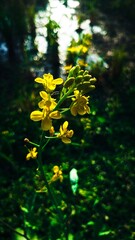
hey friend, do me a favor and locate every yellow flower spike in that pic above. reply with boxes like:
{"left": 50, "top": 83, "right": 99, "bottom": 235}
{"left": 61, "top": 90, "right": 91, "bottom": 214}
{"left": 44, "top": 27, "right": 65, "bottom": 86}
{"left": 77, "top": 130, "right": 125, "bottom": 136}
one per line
{"left": 70, "top": 90, "right": 90, "bottom": 116}
{"left": 50, "top": 166, "right": 63, "bottom": 183}
{"left": 26, "top": 147, "right": 38, "bottom": 160}
{"left": 57, "top": 121, "right": 74, "bottom": 144}
{"left": 35, "top": 73, "right": 63, "bottom": 93}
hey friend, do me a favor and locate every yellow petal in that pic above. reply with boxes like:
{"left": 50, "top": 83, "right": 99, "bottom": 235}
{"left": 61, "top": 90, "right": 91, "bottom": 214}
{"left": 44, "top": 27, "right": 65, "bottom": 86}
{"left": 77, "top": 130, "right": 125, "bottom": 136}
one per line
{"left": 53, "top": 166, "right": 59, "bottom": 173}
{"left": 39, "top": 91, "right": 48, "bottom": 100}
{"left": 49, "top": 111, "right": 61, "bottom": 119}
{"left": 53, "top": 78, "right": 63, "bottom": 85}
{"left": 62, "top": 137, "right": 71, "bottom": 144}
{"left": 67, "top": 130, "right": 74, "bottom": 138}
{"left": 43, "top": 73, "right": 53, "bottom": 80}
{"left": 41, "top": 118, "right": 52, "bottom": 131}
{"left": 30, "top": 110, "right": 43, "bottom": 121}
{"left": 26, "top": 152, "right": 31, "bottom": 160}
{"left": 70, "top": 105, "right": 78, "bottom": 116}
{"left": 38, "top": 100, "right": 45, "bottom": 109}
{"left": 35, "top": 77, "right": 45, "bottom": 83}
{"left": 63, "top": 121, "right": 68, "bottom": 129}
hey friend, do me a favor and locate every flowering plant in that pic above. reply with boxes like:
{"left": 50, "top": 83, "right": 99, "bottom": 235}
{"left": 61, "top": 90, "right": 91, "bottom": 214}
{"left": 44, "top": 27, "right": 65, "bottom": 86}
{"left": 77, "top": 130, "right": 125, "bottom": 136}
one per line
{"left": 24, "top": 65, "right": 96, "bottom": 239}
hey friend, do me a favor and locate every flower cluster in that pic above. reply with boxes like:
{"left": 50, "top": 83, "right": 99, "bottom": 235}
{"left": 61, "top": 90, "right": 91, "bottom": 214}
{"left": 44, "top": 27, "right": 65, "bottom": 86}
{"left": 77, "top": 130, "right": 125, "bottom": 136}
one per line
{"left": 29, "top": 66, "right": 96, "bottom": 144}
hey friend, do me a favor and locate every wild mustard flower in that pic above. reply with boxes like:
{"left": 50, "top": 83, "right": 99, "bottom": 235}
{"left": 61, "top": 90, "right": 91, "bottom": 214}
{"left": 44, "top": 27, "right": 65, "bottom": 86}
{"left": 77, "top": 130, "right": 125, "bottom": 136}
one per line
{"left": 38, "top": 91, "right": 56, "bottom": 109}
{"left": 30, "top": 104, "right": 61, "bottom": 131}
{"left": 30, "top": 90, "right": 62, "bottom": 131}
{"left": 50, "top": 166, "right": 63, "bottom": 183}
{"left": 57, "top": 121, "right": 74, "bottom": 144}
{"left": 26, "top": 147, "right": 38, "bottom": 160}
{"left": 70, "top": 90, "right": 90, "bottom": 116}
{"left": 35, "top": 73, "right": 63, "bottom": 93}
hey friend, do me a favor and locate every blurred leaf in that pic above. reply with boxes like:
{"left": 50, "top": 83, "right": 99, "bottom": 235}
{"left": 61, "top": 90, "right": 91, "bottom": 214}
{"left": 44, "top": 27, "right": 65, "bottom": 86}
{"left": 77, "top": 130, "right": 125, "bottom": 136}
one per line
{"left": 93, "top": 198, "right": 100, "bottom": 206}
{"left": 99, "top": 230, "right": 112, "bottom": 236}
{"left": 87, "top": 221, "right": 95, "bottom": 226}
{"left": 20, "top": 206, "right": 29, "bottom": 213}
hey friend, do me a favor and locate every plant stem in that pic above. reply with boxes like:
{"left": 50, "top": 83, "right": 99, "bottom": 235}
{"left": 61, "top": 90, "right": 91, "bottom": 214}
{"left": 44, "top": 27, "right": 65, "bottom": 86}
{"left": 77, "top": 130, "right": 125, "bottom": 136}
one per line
{"left": 0, "top": 219, "right": 30, "bottom": 240}
{"left": 55, "top": 84, "right": 75, "bottom": 110}
{"left": 36, "top": 133, "right": 66, "bottom": 236}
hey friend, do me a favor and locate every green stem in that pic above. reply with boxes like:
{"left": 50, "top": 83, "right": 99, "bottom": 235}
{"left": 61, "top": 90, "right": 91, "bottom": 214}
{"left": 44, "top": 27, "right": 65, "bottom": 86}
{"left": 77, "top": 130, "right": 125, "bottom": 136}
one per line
{"left": 0, "top": 219, "right": 30, "bottom": 240}
{"left": 55, "top": 84, "right": 75, "bottom": 111}
{"left": 36, "top": 133, "right": 65, "bottom": 234}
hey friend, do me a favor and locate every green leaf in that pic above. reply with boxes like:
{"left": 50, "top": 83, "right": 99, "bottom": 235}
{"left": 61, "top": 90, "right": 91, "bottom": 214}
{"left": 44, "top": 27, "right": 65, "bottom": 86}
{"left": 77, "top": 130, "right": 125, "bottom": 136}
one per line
{"left": 87, "top": 221, "right": 95, "bottom": 226}
{"left": 93, "top": 198, "right": 100, "bottom": 206}
{"left": 99, "top": 230, "right": 112, "bottom": 236}
{"left": 97, "top": 116, "right": 106, "bottom": 123}
{"left": 20, "top": 206, "right": 29, "bottom": 213}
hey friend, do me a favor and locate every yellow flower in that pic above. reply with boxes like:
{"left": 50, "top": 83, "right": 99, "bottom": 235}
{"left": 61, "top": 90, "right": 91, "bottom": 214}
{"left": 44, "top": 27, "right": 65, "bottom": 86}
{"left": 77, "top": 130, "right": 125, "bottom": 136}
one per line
{"left": 30, "top": 101, "right": 61, "bottom": 131}
{"left": 70, "top": 90, "right": 90, "bottom": 116}
{"left": 77, "top": 59, "right": 88, "bottom": 67}
{"left": 57, "top": 121, "right": 74, "bottom": 144}
{"left": 64, "top": 64, "right": 72, "bottom": 72}
{"left": 38, "top": 91, "right": 56, "bottom": 109}
{"left": 35, "top": 73, "right": 63, "bottom": 92}
{"left": 26, "top": 147, "right": 38, "bottom": 160}
{"left": 50, "top": 165, "right": 63, "bottom": 183}
{"left": 68, "top": 45, "right": 88, "bottom": 54}
{"left": 30, "top": 109, "right": 61, "bottom": 131}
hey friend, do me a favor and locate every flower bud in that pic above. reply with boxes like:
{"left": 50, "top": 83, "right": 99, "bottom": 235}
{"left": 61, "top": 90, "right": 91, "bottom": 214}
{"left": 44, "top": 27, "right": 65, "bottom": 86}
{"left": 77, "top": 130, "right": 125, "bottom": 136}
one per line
{"left": 84, "top": 70, "right": 89, "bottom": 75}
{"left": 83, "top": 74, "right": 92, "bottom": 81}
{"left": 78, "top": 70, "right": 84, "bottom": 75}
{"left": 75, "top": 75, "right": 83, "bottom": 84}
{"left": 63, "top": 77, "right": 75, "bottom": 88}
{"left": 77, "top": 83, "right": 95, "bottom": 94}
{"left": 68, "top": 65, "right": 80, "bottom": 78}
{"left": 89, "top": 77, "right": 97, "bottom": 84}
{"left": 77, "top": 82, "right": 91, "bottom": 91}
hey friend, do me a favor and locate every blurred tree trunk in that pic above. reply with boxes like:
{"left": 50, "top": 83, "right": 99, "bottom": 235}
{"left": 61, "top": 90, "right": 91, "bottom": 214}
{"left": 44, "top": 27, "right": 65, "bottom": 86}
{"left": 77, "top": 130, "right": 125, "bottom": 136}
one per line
{"left": 0, "top": 0, "right": 37, "bottom": 62}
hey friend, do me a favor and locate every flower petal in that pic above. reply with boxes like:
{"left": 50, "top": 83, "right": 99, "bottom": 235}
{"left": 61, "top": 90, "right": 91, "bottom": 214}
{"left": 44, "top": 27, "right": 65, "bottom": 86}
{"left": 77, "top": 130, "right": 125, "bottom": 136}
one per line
{"left": 43, "top": 73, "right": 53, "bottom": 81}
{"left": 62, "top": 137, "right": 71, "bottom": 144}
{"left": 35, "top": 77, "right": 45, "bottom": 84}
{"left": 39, "top": 91, "right": 48, "bottom": 100}
{"left": 30, "top": 110, "right": 43, "bottom": 121}
{"left": 53, "top": 78, "right": 63, "bottom": 85}
{"left": 63, "top": 121, "right": 68, "bottom": 129}
{"left": 70, "top": 105, "right": 78, "bottom": 116}
{"left": 49, "top": 111, "right": 62, "bottom": 119}
{"left": 41, "top": 118, "right": 52, "bottom": 131}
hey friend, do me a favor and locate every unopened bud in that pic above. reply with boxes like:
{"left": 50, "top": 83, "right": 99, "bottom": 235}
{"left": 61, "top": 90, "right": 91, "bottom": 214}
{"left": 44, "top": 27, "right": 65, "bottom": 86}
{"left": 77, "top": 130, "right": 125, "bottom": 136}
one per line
{"left": 77, "top": 83, "right": 95, "bottom": 94}
{"left": 78, "top": 70, "right": 84, "bottom": 75}
{"left": 63, "top": 77, "right": 75, "bottom": 88}
{"left": 84, "top": 70, "right": 89, "bottom": 75}
{"left": 75, "top": 75, "right": 83, "bottom": 84}
{"left": 68, "top": 65, "right": 80, "bottom": 78}
{"left": 83, "top": 74, "right": 92, "bottom": 81}
{"left": 89, "top": 77, "right": 96, "bottom": 84}
{"left": 24, "top": 138, "right": 30, "bottom": 143}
